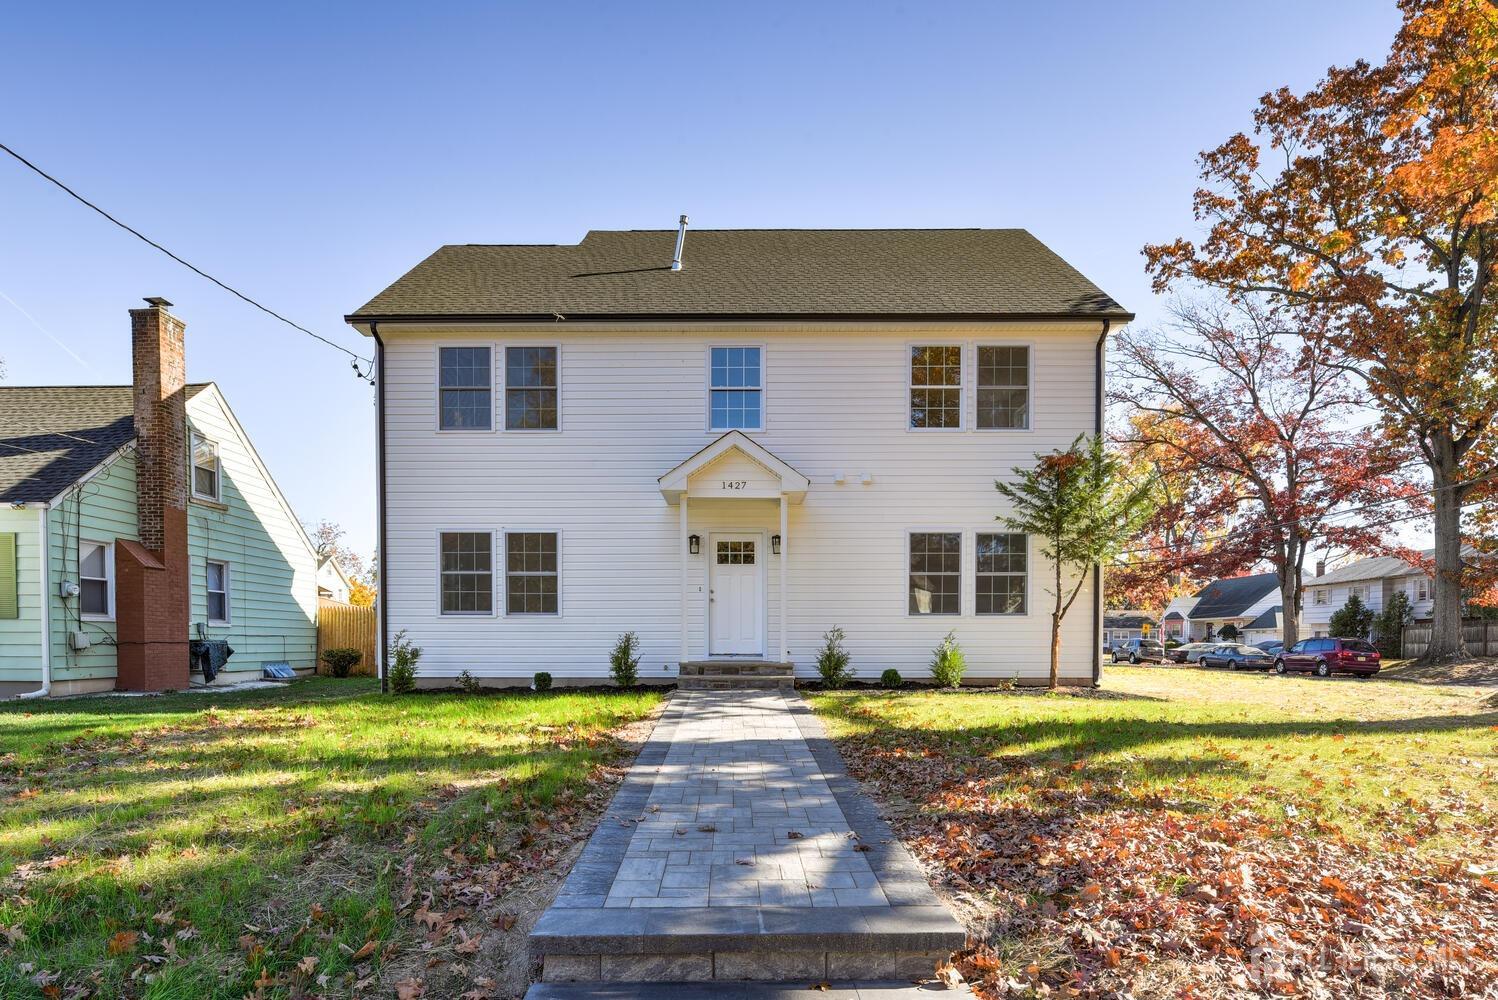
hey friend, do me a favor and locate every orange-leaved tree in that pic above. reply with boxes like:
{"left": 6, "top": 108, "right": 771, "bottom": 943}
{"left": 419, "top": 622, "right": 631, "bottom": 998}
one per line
{"left": 1143, "top": 0, "right": 1498, "bottom": 659}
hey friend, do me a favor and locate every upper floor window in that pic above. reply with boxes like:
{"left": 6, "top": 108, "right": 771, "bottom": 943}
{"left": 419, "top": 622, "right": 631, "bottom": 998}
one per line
{"left": 909, "top": 531, "right": 960, "bottom": 615}
{"left": 976, "top": 346, "right": 1029, "bottom": 429}
{"left": 910, "top": 346, "right": 961, "bottom": 429}
{"left": 1414, "top": 576, "right": 1430, "bottom": 601}
{"left": 505, "top": 347, "right": 558, "bottom": 430}
{"left": 191, "top": 434, "right": 220, "bottom": 501}
{"left": 79, "top": 540, "right": 113, "bottom": 619}
{"left": 976, "top": 532, "right": 1027, "bottom": 615}
{"left": 439, "top": 346, "right": 492, "bottom": 430}
{"left": 440, "top": 531, "right": 494, "bottom": 615}
{"left": 205, "top": 560, "right": 230, "bottom": 623}
{"left": 1314, "top": 588, "right": 1328, "bottom": 605}
{"left": 709, "top": 347, "right": 763, "bottom": 431}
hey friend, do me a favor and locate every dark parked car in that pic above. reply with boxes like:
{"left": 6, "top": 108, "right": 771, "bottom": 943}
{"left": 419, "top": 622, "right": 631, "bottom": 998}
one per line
{"left": 1255, "top": 640, "right": 1284, "bottom": 657}
{"left": 1199, "top": 643, "right": 1274, "bottom": 670}
{"left": 1273, "top": 637, "right": 1381, "bottom": 677}
{"left": 1166, "top": 641, "right": 1214, "bottom": 664}
{"left": 1111, "top": 638, "right": 1166, "bottom": 664}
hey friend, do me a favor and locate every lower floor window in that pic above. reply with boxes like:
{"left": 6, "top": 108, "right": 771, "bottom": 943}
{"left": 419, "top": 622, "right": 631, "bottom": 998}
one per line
{"left": 79, "top": 540, "right": 112, "bottom": 618}
{"left": 440, "top": 532, "right": 493, "bottom": 614}
{"left": 909, "top": 532, "right": 960, "bottom": 615}
{"left": 206, "top": 560, "right": 230, "bottom": 622}
{"left": 507, "top": 532, "right": 558, "bottom": 615}
{"left": 976, "top": 533, "right": 1026, "bottom": 615}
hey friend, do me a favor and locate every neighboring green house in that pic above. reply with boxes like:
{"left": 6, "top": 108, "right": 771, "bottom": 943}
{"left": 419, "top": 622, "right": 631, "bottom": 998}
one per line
{"left": 0, "top": 298, "right": 318, "bottom": 697}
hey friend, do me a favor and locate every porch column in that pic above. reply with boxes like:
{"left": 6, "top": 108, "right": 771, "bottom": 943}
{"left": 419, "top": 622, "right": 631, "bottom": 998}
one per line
{"left": 679, "top": 495, "right": 689, "bottom": 666}
{"left": 779, "top": 494, "right": 788, "bottom": 663}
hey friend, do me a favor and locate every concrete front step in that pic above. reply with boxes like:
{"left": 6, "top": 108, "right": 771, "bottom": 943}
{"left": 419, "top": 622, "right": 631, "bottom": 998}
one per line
{"left": 526, "top": 979, "right": 973, "bottom": 998}
{"left": 530, "top": 905, "right": 965, "bottom": 983}
{"left": 678, "top": 660, "right": 795, "bottom": 677}
{"left": 677, "top": 675, "right": 795, "bottom": 690}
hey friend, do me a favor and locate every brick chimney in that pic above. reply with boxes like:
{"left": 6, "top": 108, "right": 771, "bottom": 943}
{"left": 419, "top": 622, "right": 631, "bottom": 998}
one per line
{"left": 115, "top": 297, "right": 191, "bottom": 691}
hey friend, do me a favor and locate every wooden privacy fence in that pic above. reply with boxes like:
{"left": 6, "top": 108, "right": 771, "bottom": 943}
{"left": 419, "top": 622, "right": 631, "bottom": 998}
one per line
{"left": 316, "top": 599, "right": 378, "bottom": 676}
{"left": 1401, "top": 618, "right": 1498, "bottom": 658}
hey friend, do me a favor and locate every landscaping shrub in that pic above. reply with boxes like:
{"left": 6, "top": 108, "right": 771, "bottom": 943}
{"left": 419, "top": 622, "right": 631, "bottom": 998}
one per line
{"left": 533, "top": 671, "right": 553, "bottom": 691}
{"left": 929, "top": 630, "right": 965, "bottom": 688}
{"left": 879, "top": 668, "right": 902, "bottom": 689}
{"left": 387, "top": 630, "right": 421, "bottom": 694}
{"left": 456, "top": 670, "right": 482, "bottom": 694}
{"left": 1330, "top": 594, "right": 1375, "bottom": 639}
{"left": 1164, "top": 639, "right": 1182, "bottom": 649}
{"left": 1374, "top": 591, "right": 1413, "bottom": 657}
{"left": 815, "top": 626, "right": 853, "bottom": 688}
{"left": 319, "top": 647, "right": 362, "bottom": 678}
{"left": 610, "top": 632, "right": 640, "bottom": 687}
{"left": 1218, "top": 623, "right": 1240, "bottom": 642}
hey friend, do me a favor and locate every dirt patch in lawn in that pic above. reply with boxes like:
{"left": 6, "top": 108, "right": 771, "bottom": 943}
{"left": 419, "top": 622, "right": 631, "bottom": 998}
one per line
{"left": 1380, "top": 656, "right": 1498, "bottom": 686}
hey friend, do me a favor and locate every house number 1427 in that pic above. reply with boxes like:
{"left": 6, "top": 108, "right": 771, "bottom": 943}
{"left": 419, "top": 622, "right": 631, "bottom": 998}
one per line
{"left": 721, "top": 480, "right": 747, "bottom": 490}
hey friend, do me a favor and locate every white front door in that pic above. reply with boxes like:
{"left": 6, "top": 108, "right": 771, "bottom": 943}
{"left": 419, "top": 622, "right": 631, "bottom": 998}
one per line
{"left": 709, "top": 533, "right": 764, "bottom": 655}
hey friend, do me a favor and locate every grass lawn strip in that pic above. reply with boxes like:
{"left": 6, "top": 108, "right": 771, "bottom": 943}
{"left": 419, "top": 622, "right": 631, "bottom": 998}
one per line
{"left": 809, "top": 668, "right": 1498, "bottom": 999}
{"left": 0, "top": 678, "right": 662, "bottom": 999}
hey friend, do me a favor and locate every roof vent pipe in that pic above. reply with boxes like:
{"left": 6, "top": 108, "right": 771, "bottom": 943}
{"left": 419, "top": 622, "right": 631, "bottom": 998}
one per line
{"left": 670, "top": 214, "right": 689, "bottom": 272}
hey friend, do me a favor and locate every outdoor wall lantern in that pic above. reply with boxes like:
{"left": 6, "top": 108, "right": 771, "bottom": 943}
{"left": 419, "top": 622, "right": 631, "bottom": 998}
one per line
{"left": 689, "top": 534, "right": 701, "bottom": 555}
{"left": 771, "top": 534, "right": 781, "bottom": 555}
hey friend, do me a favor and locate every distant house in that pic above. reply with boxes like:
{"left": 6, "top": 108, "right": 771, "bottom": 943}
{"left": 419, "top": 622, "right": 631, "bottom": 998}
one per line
{"left": 1103, "top": 610, "right": 1157, "bottom": 649}
{"left": 1174, "top": 573, "right": 1281, "bottom": 642}
{"left": 1159, "top": 594, "right": 1198, "bottom": 642}
{"left": 1302, "top": 551, "right": 1437, "bottom": 637}
{"left": 317, "top": 554, "right": 354, "bottom": 603}
{"left": 0, "top": 298, "right": 319, "bottom": 697}
{"left": 1242, "top": 605, "right": 1283, "bottom": 646}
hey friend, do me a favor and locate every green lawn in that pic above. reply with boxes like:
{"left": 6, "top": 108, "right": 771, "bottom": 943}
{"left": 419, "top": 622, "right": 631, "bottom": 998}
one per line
{"left": 809, "top": 667, "right": 1497, "bottom": 854}
{"left": 0, "top": 678, "right": 661, "bottom": 999}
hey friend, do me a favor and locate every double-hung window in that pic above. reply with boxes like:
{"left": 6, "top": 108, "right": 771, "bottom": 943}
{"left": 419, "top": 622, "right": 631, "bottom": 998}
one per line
{"left": 505, "top": 347, "right": 558, "bottom": 430}
{"left": 709, "top": 347, "right": 763, "bottom": 431}
{"left": 205, "top": 560, "right": 230, "bottom": 623}
{"left": 910, "top": 346, "right": 962, "bottom": 429}
{"left": 439, "top": 347, "right": 493, "bottom": 430}
{"left": 1415, "top": 577, "right": 1430, "bottom": 601}
{"left": 439, "top": 532, "right": 493, "bottom": 614}
{"left": 191, "top": 434, "right": 220, "bottom": 501}
{"left": 909, "top": 532, "right": 960, "bottom": 615}
{"left": 976, "top": 346, "right": 1029, "bottom": 429}
{"left": 976, "top": 532, "right": 1027, "bottom": 615}
{"left": 506, "top": 532, "right": 559, "bottom": 614}
{"left": 79, "top": 540, "right": 113, "bottom": 619}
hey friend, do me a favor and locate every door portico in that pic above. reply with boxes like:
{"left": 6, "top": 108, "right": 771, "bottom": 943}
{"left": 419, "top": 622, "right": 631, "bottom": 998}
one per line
{"left": 659, "top": 432, "right": 809, "bottom": 665}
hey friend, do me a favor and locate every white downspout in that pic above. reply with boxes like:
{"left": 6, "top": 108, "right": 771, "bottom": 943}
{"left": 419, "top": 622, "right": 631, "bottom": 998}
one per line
{"left": 16, "top": 504, "right": 51, "bottom": 699}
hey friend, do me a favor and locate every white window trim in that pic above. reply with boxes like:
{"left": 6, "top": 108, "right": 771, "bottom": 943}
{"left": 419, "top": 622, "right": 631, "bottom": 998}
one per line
{"left": 1413, "top": 576, "right": 1430, "bottom": 602}
{"left": 905, "top": 528, "right": 963, "bottom": 617}
{"left": 501, "top": 343, "right": 563, "bottom": 433}
{"left": 1314, "top": 588, "right": 1328, "bottom": 605}
{"left": 435, "top": 343, "right": 497, "bottom": 434}
{"left": 974, "top": 530, "right": 1029, "bottom": 616}
{"left": 205, "top": 559, "right": 231, "bottom": 624}
{"left": 435, "top": 528, "right": 498, "bottom": 617}
{"left": 906, "top": 342, "right": 965, "bottom": 432}
{"left": 503, "top": 528, "right": 563, "bottom": 617}
{"left": 190, "top": 433, "right": 222, "bottom": 502}
{"left": 973, "top": 342, "right": 1035, "bottom": 433}
{"left": 79, "top": 539, "right": 115, "bottom": 622}
{"left": 704, "top": 344, "right": 767, "bottom": 433}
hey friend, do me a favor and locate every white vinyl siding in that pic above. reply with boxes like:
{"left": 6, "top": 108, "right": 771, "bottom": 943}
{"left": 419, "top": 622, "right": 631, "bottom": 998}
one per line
{"left": 379, "top": 323, "right": 1102, "bottom": 682}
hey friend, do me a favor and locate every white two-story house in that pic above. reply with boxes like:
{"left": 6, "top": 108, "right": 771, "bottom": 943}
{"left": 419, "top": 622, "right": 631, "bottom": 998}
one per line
{"left": 346, "top": 225, "right": 1130, "bottom": 687}
{"left": 1302, "top": 551, "right": 1439, "bottom": 636}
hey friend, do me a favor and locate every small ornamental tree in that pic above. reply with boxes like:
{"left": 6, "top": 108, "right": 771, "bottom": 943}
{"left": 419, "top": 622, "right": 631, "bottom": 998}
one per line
{"left": 1329, "top": 594, "right": 1376, "bottom": 640}
{"left": 996, "top": 435, "right": 1157, "bottom": 690}
{"left": 815, "top": 626, "right": 853, "bottom": 688}
{"left": 609, "top": 632, "right": 640, "bottom": 688}
{"left": 1375, "top": 590, "right": 1415, "bottom": 657}
{"left": 1218, "top": 623, "right": 1241, "bottom": 642}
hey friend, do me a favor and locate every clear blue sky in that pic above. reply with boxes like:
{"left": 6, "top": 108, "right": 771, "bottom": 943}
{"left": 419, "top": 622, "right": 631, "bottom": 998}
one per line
{"left": 1, "top": 1, "right": 1403, "bottom": 559}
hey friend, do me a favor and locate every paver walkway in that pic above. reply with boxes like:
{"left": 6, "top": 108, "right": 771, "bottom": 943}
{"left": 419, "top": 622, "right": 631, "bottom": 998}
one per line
{"left": 529, "top": 688, "right": 966, "bottom": 986}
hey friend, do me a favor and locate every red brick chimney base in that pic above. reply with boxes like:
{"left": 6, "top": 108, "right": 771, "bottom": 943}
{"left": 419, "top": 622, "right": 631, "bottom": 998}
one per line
{"left": 114, "top": 508, "right": 190, "bottom": 691}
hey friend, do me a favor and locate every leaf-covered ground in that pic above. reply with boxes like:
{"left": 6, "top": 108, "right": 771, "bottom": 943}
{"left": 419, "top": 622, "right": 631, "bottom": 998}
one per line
{"left": 0, "top": 678, "right": 662, "bottom": 999}
{"left": 809, "top": 668, "right": 1498, "bottom": 999}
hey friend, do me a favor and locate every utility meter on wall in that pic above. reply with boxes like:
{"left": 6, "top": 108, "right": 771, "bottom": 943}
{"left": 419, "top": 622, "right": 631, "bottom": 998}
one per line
{"left": 59, "top": 581, "right": 80, "bottom": 599}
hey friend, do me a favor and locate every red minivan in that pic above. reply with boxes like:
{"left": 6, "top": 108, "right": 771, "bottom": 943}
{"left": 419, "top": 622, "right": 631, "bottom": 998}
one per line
{"left": 1273, "top": 637, "right": 1381, "bottom": 678}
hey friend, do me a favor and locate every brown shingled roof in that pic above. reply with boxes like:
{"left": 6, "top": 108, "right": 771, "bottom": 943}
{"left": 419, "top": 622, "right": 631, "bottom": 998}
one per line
{"left": 347, "top": 228, "right": 1130, "bottom": 322}
{"left": 0, "top": 385, "right": 208, "bottom": 503}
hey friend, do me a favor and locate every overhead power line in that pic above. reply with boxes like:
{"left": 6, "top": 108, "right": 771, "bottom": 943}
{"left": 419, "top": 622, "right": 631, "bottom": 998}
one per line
{"left": 0, "top": 140, "right": 374, "bottom": 376}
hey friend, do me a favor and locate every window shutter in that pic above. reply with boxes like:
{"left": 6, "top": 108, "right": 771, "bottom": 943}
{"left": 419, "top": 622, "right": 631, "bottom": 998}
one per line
{"left": 0, "top": 532, "right": 17, "bottom": 620}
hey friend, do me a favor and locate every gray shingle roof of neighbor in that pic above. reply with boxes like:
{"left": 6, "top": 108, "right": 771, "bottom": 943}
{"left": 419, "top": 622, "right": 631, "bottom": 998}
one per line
{"left": 1311, "top": 551, "right": 1435, "bottom": 586}
{"left": 0, "top": 385, "right": 209, "bottom": 503}
{"left": 1162, "top": 610, "right": 1186, "bottom": 622}
{"left": 1189, "top": 572, "right": 1280, "bottom": 620}
{"left": 1245, "top": 605, "right": 1283, "bottom": 631}
{"left": 346, "top": 228, "right": 1132, "bottom": 322}
{"left": 1104, "top": 612, "right": 1157, "bottom": 630}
